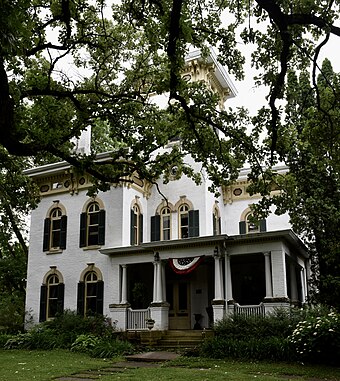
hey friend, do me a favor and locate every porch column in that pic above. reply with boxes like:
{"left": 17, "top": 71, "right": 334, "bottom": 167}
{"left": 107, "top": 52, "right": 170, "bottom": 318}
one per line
{"left": 224, "top": 252, "right": 233, "bottom": 302}
{"left": 152, "top": 261, "right": 158, "bottom": 303}
{"left": 264, "top": 252, "right": 273, "bottom": 298}
{"left": 300, "top": 268, "right": 306, "bottom": 303}
{"left": 290, "top": 263, "right": 298, "bottom": 302}
{"left": 161, "top": 261, "right": 166, "bottom": 302}
{"left": 121, "top": 264, "right": 128, "bottom": 304}
{"left": 214, "top": 249, "right": 223, "bottom": 300}
{"left": 156, "top": 260, "right": 163, "bottom": 302}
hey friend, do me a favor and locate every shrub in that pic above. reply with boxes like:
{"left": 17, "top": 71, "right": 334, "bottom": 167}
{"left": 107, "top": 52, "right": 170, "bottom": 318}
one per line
{"left": 71, "top": 334, "right": 135, "bottom": 358}
{"left": 289, "top": 310, "right": 340, "bottom": 365}
{"left": 0, "top": 334, "right": 15, "bottom": 348}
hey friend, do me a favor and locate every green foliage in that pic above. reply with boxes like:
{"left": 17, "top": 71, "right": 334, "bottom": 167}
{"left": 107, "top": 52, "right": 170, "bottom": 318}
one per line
{"left": 4, "top": 310, "right": 126, "bottom": 352}
{"left": 201, "top": 309, "right": 299, "bottom": 361}
{"left": 71, "top": 334, "right": 135, "bottom": 358}
{"left": 289, "top": 310, "right": 340, "bottom": 365}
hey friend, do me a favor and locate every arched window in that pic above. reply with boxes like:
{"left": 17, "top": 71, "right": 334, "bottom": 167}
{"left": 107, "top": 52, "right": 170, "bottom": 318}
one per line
{"left": 161, "top": 207, "right": 171, "bottom": 240}
{"left": 239, "top": 211, "right": 267, "bottom": 234}
{"left": 179, "top": 204, "right": 189, "bottom": 238}
{"left": 39, "top": 271, "right": 64, "bottom": 322}
{"left": 43, "top": 207, "right": 67, "bottom": 251}
{"left": 213, "top": 206, "right": 221, "bottom": 236}
{"left": 79, "top": 202, "right": 105, "bottom": 247}
{"left": 130, "top": 204, "right": 143, "bottom": 245}
{"left": 77, "top": 270, "right": 104, "bottom": 316}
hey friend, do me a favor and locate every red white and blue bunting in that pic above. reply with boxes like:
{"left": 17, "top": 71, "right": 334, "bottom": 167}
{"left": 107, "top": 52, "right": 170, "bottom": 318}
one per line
{"left": 169, "top": 256, "right": 205, "bottom": 275}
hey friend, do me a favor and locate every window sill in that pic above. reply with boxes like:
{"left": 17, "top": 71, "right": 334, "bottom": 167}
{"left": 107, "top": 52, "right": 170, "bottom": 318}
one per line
{"left": 82, "top": 245, "right": 102, "bottom": 251}
{"left": 45, "top": 249, "right": 63, "bottom": 255}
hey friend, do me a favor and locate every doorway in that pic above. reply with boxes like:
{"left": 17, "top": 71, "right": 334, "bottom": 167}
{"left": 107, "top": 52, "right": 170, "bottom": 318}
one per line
{"left": 167, "top": 280, "right": 191, "bottom": 329}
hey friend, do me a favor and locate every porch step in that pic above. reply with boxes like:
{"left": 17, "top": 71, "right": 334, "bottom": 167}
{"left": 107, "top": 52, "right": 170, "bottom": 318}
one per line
{"left": 156, "top": 330, "right": 214, "bottom": 350}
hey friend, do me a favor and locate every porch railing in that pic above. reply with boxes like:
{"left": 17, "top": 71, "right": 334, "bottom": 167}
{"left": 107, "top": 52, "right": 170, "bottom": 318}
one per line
{"left": 127, "top": 308, "right": 151, "bottom": 330}
{"left": 234, "top": 302, "right": 265, "bottom": 318}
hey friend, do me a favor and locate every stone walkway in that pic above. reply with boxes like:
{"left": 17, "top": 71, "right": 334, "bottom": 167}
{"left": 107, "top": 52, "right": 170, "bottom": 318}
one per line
{"left": 54, "top": 352, "right": 180, "bottom": 381}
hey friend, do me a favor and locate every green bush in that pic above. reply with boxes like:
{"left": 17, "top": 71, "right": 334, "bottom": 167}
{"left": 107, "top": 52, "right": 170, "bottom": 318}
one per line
{"left": 0, "top": 334, "right": 15, "bottom": 348}
{"left": 201, "top": 336, "right": 294, "bottom": 361}
{"left": 71, "top": 334, "right": 135, "bottom": 358}
{"left": 289, "top": 310, "right": 340, "bottom": 365}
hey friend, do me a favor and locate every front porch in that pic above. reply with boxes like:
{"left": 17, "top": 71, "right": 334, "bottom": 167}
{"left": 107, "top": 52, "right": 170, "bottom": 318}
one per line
{"left": 103, "top": 230, "right": 309, "bottom": 331}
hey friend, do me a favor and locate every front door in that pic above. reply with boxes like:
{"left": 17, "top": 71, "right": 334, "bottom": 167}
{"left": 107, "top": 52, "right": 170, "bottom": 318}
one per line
{"left": 167, "top": 280, "right": 191, "bottom": 329}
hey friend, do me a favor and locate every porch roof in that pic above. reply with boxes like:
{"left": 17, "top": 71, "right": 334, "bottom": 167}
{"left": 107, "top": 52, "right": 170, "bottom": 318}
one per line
{"left": 99, "top": 229, "right": 308, "bottom": 258}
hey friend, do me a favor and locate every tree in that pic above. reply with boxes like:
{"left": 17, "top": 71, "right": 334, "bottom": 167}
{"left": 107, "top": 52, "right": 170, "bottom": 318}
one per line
{"left": 249, "top": 59, "right": 340, "bottom": 309}
{"left": 0, "top": 1, "right": 340, "bottom": 308}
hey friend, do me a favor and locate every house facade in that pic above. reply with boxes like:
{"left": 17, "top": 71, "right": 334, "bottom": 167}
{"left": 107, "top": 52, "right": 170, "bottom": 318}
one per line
{"left": 24, "top": 51, "right": 310, "bottom": 331}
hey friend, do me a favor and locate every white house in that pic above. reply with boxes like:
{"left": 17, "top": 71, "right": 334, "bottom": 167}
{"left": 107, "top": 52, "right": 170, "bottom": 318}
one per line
{"left": 24, "top": 51, "right": 309, "bottom": 332}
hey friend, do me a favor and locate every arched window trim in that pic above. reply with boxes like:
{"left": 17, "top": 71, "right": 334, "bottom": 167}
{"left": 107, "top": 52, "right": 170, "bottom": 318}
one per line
{"left": 239, "top": 207, "right": 267, "bottom": 234}
{"left": 40, "top": 268, "right": 64, "bottom": 322}
{"left": 130, "top": 199, "right": 143, "bottom": 245}
{"left": 160, "top": 206, "right": 171, "bottom": 241}
{"left": 43, "top": 203, "right": 67, "bottom": 252}
{"left": 213, "top": 204, "right": 221, "bottom": 236}
{"left": 79, "top": 199, "right": 105, "bottom": 248}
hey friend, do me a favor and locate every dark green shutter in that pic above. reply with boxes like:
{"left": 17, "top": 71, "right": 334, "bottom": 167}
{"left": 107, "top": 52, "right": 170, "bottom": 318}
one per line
{"left": 77, "top": 282, "right": 85, "bottom": 316}
{"left": 39, "top": 284, "right": 47, "bottom": 322}
{"left": 130, "top": 209, "right": 135, "bottom": 245}
{"left": 260, "top": 219, "right": 267, "bottom": 232}
{"left": 60, "top": 215, "right": 67, "bottom": 249}
{"left": 239, "top": 221, "right": 246, "bottom": 234}
{"left": 98, "top": 209, "right": 106, "bottom": 245}
{"left": 96, "top": 280, "right": 104, "bottom": 315}
{"left": 79, "top": 212, "right": 87, "bottom": 247}
{"left": 188, "top": 210, "right": 199, "bottom": 237}
{"left": 43, "top": 218, "right": 51, "bottom": 252}
{"left": 151, "top": 215, "right": 160, "bottom": 241}
{"left": 218, "top": 217, "right": 221, "bottom": 235}
{"left": 139, "top": 214, "right": 143, "bottom": 244}
{"left": 57, "top": 283, "right": 65, "bottom": 314}
{"left": 212, "top": 213, "right": 216, "bottom": 235}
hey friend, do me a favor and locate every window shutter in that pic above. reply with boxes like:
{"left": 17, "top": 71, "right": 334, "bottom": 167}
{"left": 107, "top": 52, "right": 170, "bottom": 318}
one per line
{"left": 130, "top": 209, "right": 135, "bottom": 245}
{"left": 139, "top": 214, "right": 143, "bottom": 244}
{"left": 151, "top": 215, "right": 160, "bottom": 241}
{"left": 39, "top": 284, "right": 47, "bottom": 322}
{"left": 43, "top": 218, "right": 51, "bottom": 252}
{"left": 212, "top": 213, "right": 216, "bottom": 235}
{"left": 218, "top": 217, "right": 221, "bottom": 235}
{"left": 239, "top": 221, "right": 246, "bottom": 234}
{"left": 57, "top": 283, "right": 65, "bottom": 314}
{"left": 79, "top": 212, "right": 87, "bottom": 247}
{"left": 96, "top": 280, "right": 104, "bottom": 315}
{"left": 260, "top": 219, "right": 267, "bottom": 232}
{"left": 188, "top": 210, "right": 199, "bottom": 237}
{"left": 60, "top": 215, "right": 67, "bottom": 250}
{"left": 77, "top": 282, "right": 85, "bottom": 316}
{"left": 98, "top": 209, "right": 106, "bottom": 245}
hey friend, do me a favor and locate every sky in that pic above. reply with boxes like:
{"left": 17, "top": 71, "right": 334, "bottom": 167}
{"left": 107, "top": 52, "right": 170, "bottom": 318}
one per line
{"left": 227, "top": 34, "right": 340, "bottom": 114}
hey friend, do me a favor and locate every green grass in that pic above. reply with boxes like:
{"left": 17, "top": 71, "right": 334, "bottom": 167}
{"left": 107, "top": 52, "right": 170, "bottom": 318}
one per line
{"left": 1, "top": 350, "right": 340, "bottom": 381}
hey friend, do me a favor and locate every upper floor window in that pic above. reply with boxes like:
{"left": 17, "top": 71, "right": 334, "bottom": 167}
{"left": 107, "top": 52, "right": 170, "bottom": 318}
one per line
{"left": 179, "top": 204, "right": 189, "bottom": 238}
{"left": 39, "top": 271, "right": 64, "bottom": 322}
{"left": 161, "top": 207, "right": 171, "bottom": 240}
{"left": 43, "top": 207, "right": 67, "bottom": 252}
{"left": 130, "top": 204, "right": 143, "bottom": 245}
{"left": 77, "top": 269, "right": 104, "bottom": 316}
{"left": 213, "top": 206, "right": 221, "bottom": 236}
{"left": 178, "top": 204, "right": 199, "bottom": 239}
{"left": 239, "top": 211, "right": 266, "bottom": 234}
{"left": 80, "top": 201, "right": 105, "bottom": 247}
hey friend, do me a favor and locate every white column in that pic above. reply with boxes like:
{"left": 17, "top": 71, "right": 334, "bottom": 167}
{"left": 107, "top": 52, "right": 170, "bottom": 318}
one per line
{"left": 264, "top": 252, "right": 273, "bottom": 298}
{"left": 225, "top": 253, "right": 233, "bottom": 302}
{"left": 161, "top": 261, "right": 166, "bottom": 302}
{"left": 300, "top": 268, "right": 306, "bottom": 303}
{"left": 153, "top": 261, "right": 158, "bottom": 303}
{"left": 214, "top": 254, "right": 223, "bottom": 300}
{"left": 156, "top": 260, "right": 162, "bottom": 302}
{"left": 121, "top": 264, "right": 128, "bottom": 304}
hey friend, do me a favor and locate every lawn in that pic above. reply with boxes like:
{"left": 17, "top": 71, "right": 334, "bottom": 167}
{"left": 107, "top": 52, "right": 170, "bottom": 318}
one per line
{"left": 1, "top": 350, "right": 340, "bottom": 381}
